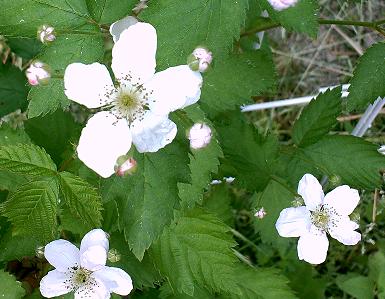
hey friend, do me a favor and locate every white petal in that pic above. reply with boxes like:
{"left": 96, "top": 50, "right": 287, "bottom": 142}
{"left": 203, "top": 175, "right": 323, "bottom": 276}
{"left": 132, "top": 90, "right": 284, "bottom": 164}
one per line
{"left": 275, "top": 206, "right": 311, "bottom": 237}
{"left": 329, "top": 216, "right": 361, "bottom": 245}
{"left": 112, "top": 22, "right": 156, "bottom": 82}
{"left": 64, "top": 63, "right": 116, "bottom": 109}
{"left": 77, "top": 112, "right": 132, "bottom": 178}
{"left": 109, "top": 15, "right": 138, "bottom": 42}
{"left": 44, "top": 240, "right": 79, "bottom": 272}
{"left": 131, "top": 113, "right": 177, "bottom": 153}
{"left": 80, "top": 229, "right": 109, "bottom": 271}
{"left": 40, "top": 270, "right": 72, "bottom": 298}
{"left": 93, "top": 266, "right": 133, "bottom": 296}
{"left": 297, "top": 232, "right": 329, "bottom": 265}
{"left": 297, "top": 174, "right": 324, "bottom": 211}
{"left": 74, "top": 278, "right": 110, "bottom": 299}
{"left": 146, "top": 65, "right": 203, "bottom": 115}
{"left": 323, "top": 185, "right": 360, "bottom": 216}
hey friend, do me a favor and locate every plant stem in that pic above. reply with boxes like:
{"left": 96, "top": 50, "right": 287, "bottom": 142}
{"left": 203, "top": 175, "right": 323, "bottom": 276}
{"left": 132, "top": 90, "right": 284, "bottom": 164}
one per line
{"left": 241, "top": 17, "right": 385, "bottom": 37}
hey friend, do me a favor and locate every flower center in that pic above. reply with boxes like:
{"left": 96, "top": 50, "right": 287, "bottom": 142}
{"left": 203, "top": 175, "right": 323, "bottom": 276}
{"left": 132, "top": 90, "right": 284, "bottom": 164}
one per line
{"left": 64, "top": 265, "right": 99, "bottom": 295}
{"left": 310, "top": 204, "right": 340, "bottom": 232}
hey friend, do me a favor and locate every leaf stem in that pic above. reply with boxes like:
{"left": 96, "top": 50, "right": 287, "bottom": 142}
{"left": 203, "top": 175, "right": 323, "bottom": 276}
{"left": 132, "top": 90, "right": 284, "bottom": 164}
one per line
{"left": 241, "top": 17, "right": 385, "bottom": 37}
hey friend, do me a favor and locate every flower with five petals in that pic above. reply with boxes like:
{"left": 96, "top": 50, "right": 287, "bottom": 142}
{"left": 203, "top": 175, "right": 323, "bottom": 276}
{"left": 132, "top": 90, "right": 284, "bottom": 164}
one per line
{"left": 275, "top": 173, "right": 361, "bottom": 264}
{"left": 40, "top": 229, "right": 133, "bottom": 298}
{"left": 64, "top": 22, "right": 203, "bottom": 178}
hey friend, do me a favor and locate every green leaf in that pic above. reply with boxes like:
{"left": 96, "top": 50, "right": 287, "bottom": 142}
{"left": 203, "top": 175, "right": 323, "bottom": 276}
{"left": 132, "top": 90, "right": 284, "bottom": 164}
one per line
{"left": 7, "top": 37, "right": 42, "bottom": 60}
{"left": 0, "top": 63, "right": 29, "bottom": 118}
{"left": 336, "top": 275, "right": 374, "bottom": 299}
{"left": 59, "top": 205, "right": 90, "bottom": 236}
{"left": 251, "top": 180, "right": 295, "bottom": 247}
{"left": 109, "top": 232, "right": 162, "bottom": 288}
{"left": 220, "top": 265, "right": 297, "bottom": 299}
{"left": 0, "top": 144, "right": 57, "bottom": 177}
{"left": 141, "top": 0, "right": 248, "bottom": 68}
{"left": 201, "top": 50, "right": 276, "bottom": 115}
{"left": 264, "top": 0, "right": 319, "bottom": 38}
{"left": 27, "top": 27, "right": 104, "bottom": 118}
{"left": 160, "top": 284, "right": 212, "bottom": 299}
{"left": 301, "top": 135, "right": 385, "bottom": 189}
{"left": 203, "top": 184, "right": 234, "bottom": 226}
{"left": 2, "top": 177, "right": 59, "bottom": 241}
{"left": 102, "top": 142, "right": 190, "bottom": 260}
{"left": 25, "top": 109, "right": 80, "bottom": 165}
{"left": 86, "top": 0, "right": 136, "bottom": 23}
{"left": 59, "top": 171, "right": 103, "bottom": 229}
{"left": 0, "top": 123, "right": 31, "bottom": 145}
{"left": 0, "top": 228, "right": 40, "bottom": 262}
{"left": 0, "top": 0, "right": 90, "bottom": 37}
{"left": 369, "top": 252, "right": 385, "bottom": 297}
{"left": 215, "top": 112, "right": 279, "bottom": 191}
{"left": 347, "top": 42, "right": 385, "bottom": 111}
{"left": 176, "top": 106, "right": 223, "bottom": 208}
{"left": 0, "top": 270, "right": 25, "bottom": 299}
{"left": 151, "top": 209, "right": 239, "bottom": 296}
{"left": 292, "top": 87, "right": 342, "bottom": 147}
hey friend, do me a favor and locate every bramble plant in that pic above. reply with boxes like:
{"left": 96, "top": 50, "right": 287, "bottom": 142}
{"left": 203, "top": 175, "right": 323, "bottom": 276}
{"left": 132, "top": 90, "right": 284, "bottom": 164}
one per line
{"left": 0, "top": 0, "right": 384, "bottom": 298}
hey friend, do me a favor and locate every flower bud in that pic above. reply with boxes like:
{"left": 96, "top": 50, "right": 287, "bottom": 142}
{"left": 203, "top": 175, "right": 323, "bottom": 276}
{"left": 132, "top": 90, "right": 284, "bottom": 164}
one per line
{"left": 378, "top": 145, "right": 385, "bottom": 155}
{"left": 108, "top": 248, "right": 121, "bottom": 263}
{"left": 267, "top": 0, "right": 298, "bottom": 11}
{"left": 115, "top": 155, "right": 137, "bottom": 176}
{"left": 37, "top": 25, "right": 56, "bottom": 44}
{"left": 35, "top": 246, "right": 45, "bottom": 259}
{"left": 329, "top": 175, "right": 341, "bottom": 187}
{"left": 254, "top": 207, "right": 267, "bottom": 219}
{"left": 25, "top": 61, "right": 51, "bottom": 86}
{"left": 291, "top": 196, "right": 304, "bottom": 207}
{"left": 224, "top": 177, "right": 235, "bottom": 184}
{"left": 188, "top": 123, "right": 212, "bottom": 149}
{"left": 187, "top": 47, "right": 212, "bottom": 73}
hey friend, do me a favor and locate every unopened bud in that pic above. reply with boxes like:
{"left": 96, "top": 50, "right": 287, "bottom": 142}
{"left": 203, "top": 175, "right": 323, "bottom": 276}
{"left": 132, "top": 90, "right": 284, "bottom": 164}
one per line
{"left": 267, "top": 0, "right": 298, "bottom": 11}
{"left": 115, "top": 155, "right": 137, "bottom": 176}
{"left": 35, "top": 246, "right": 45, "bottom": 259}
{"left": 108, "top": 248, "right": 121, "bottom": 263}
{"left": 37, "top": 25, "right": 56, "bottom": 44}
{"left": 254, "top": 207, "right": 267, "bottom": 219}
{"left": 291, "top": 196, "right": 304, "bottom": 207}
{"left": 224, "top": 177, "right": 235, "bottom": 184}
{"left": 378, "top": 145, "right": 385, "bottom": 155}
{"left": 25, "top": 61, "right": 51, "bottom": 86}
{"left": 187, "top": 47, "right": 212, "bottom": 73}
{"left": 329, "top": 175, "right": 341, "bottom": 187}
{"left": 188, "top": 123, "right": 212, "bottom": 149}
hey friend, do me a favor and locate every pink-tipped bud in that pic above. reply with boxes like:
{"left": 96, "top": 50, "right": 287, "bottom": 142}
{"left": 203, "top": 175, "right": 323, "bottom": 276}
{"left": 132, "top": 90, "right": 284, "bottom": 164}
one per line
{"left": 187, "top": 47, "right": 213, "bottom": 73}
{"left": 188, "top": 123, "right": 212, "bottom": 149}
{"left": 267, "top": 0, "right": 298, "bottom": 11}
{"left": 115, "top": 156, "right": 137, "bottom": 176}
{"left": 254, "top": 207, "right": 267, "bottom": 219}
{"left": 37, "top": 25, "right": 56, "bottom": 44}
{"left": 25, "top": 61, "right": 51, "bottom": 86}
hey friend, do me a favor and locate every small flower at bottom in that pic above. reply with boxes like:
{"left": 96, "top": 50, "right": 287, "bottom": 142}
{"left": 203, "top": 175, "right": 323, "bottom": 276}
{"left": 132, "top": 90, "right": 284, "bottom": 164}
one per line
{"left": 26, "top": 61, "right": 50, "bottom": 86}
{"left": 188, "top": 123, "right": 212, "bottom": 149}
{"left": 275, "top": 173, "right": 361, "bottom": 265}
{"left": 254, "top": 207, "right": 267, "bottom": 219}
{"left": 39, "top": 229, "right": 133, "bottom": 298}
{"left": 267, "top": 0, "right": 298, "bottom": 11}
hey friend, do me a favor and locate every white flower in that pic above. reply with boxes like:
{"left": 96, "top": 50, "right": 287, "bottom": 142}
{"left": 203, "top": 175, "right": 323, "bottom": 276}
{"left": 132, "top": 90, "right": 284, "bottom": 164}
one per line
{"left": 64, "top": 22, "right": 203, "bottom": 178}
{"left": 40, "top": 229, "right": 133, "bottom": 298}
{"left": 267, "top": 0, "right": 298, "bottom": 11}
{"left": 188, "top": 123, "right": 212, "bottom": 149}
{"left": 109, "top": 16, "right": 138, "bottom": 43}
{"left": 275, "top": 174, "right": 361, "bottom": 265}
{"left": 26, "top": 61, "right": 50, "bottom": 86}
{"left": 37, "top": 25, "right": 56, "bottom": 44}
